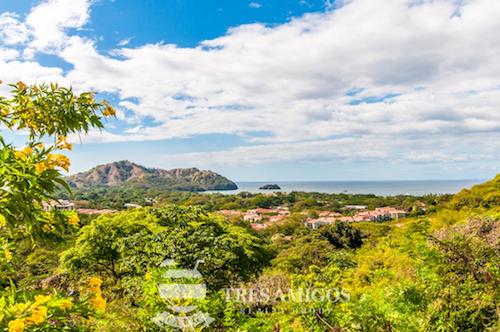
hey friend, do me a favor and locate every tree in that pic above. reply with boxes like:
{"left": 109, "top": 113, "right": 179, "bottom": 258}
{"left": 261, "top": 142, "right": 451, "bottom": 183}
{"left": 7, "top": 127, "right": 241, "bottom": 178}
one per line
{"left": 62, "top": 206, "right": 268, "bottom": 291}
{"left": 0, "top": 80, "right": 115, "bottom": 330}
{"left": 0, "top": 81, "right": 114, "bottom": 244}
{"left": 271, "top": 233, "right": 334, "bottom": 273}
{"left": 319, "top": 222, "right": 365, "bottom": 249}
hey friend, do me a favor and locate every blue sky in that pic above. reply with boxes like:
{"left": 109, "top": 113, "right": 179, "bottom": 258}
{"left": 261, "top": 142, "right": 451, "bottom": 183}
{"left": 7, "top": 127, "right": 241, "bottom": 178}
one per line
{"left": 0, "top": 0, "right": 499, "bottom": 181}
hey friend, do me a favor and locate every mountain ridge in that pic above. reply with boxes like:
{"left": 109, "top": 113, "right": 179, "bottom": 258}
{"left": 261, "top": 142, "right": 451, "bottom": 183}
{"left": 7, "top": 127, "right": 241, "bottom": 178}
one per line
{"left": 66, "top": 160, "right": 238, "bottom": 191}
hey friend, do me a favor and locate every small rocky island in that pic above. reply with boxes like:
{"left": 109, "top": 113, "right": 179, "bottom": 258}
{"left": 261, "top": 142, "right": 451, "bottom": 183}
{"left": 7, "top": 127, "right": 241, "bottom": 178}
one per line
{"left": 259, "top": 184, "right": 281, "bottom": 190}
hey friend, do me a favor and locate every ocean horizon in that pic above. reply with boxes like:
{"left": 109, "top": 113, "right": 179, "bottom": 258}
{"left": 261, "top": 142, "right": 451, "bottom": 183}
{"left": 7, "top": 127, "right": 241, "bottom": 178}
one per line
{"left": 207, "top": 179, "right": 484, "bottom": 196}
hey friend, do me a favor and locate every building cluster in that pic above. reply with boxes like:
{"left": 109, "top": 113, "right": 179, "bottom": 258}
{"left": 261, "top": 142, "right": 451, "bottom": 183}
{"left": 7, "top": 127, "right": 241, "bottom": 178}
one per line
{"left": 352, "top": 207, "right": 407, "bottom": 222}
{"left": 218, "top": 205, "right": 407, "bottom": 231}
{"left": 42, "top": 199, "right": 117, "bottom": 215}
{"left": 42, "top": 200, "right": 75, "bottom": 212}
{"left": 217, "top": 207, "right": 290, "bottom": 231}
{"left": 306, "top": 207, "right": 407, "bottom": 229}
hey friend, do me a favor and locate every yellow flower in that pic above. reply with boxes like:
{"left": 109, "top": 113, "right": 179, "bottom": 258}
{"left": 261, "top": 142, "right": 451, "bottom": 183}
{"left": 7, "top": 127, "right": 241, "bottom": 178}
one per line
{"left": 34, "top": 295, "right": 51, "bottom": 305}
{"left": 26, "top": 305, "right": 47, "bottom": 325}
{"left": 8, "top": 318, "right": 25, "bottom": 332}
{"left": 14, "top": 151, "right": 25, "bottom": 159}
{"left": 55, "top": 298, "right": 73, "bottom": 310}
{"left": 56, "top": 136, "right": 73, "bottom": 151}
{"left": 4, "top": 248, "right": 12, "bottom": 261}
{"left": 88, "top": 276, "right": 102, "bottom": 293}
{"left": 10, "top": 303, "right": 30, "bottom": 315}
{"left": 90, "top": 294, "right": 106, "bottom": 311}
{"left": 14, "top": 147, "right": 32, "bottom": 159}
{"left": 67, "top": 214, "right": 80, "bottom": 226}
{"left": 47, "top": 154, "right": 70, "bottom": 172}
{"left": 35, "top": 162, "right": 48, "bottom": 173}
{"left": 16, "top": 81, "right": 28, "bottom": 92}
{"left": 22, "top": 147, "right": 32, "bottom": 155}
{"left": 102, "top": 105, "right": 116, "bottom": 117}
{"left": 61, "top": 141, "right": 72, "bottom": 150}
{"left": 0, "top": 213, "right": 6, "bottom": 227}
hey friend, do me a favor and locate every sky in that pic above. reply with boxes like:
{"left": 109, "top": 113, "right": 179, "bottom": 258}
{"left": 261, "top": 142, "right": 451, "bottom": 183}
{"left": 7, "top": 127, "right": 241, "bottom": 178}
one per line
{"left": 0, "top": 0, "right": 499, "bottom": 181}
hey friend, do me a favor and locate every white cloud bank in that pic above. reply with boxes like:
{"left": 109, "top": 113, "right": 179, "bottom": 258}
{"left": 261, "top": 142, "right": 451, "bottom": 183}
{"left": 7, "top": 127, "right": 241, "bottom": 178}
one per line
{"left": 0, "top": 0, "right": 499, "bottom": 167}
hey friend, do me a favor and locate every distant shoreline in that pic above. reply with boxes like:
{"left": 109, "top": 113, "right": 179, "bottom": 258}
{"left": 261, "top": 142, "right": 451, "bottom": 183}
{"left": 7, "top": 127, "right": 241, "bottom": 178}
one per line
{"left": 205, "top": 179, "right": 483, "bottom": 196}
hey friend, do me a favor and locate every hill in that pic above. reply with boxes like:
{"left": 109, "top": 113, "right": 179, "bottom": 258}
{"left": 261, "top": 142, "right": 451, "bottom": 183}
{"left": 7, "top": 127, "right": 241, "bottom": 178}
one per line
{"left": 66, "top": 160, "right": 238, "bottom": 191}
{"left": 449, "top": 174, "right": 500, "bottom": 209}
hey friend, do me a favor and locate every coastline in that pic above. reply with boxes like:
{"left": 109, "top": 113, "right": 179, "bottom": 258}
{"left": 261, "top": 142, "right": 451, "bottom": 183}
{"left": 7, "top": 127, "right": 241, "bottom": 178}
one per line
{"left": 205, "top": 179, "right": 484, "bottom": 196}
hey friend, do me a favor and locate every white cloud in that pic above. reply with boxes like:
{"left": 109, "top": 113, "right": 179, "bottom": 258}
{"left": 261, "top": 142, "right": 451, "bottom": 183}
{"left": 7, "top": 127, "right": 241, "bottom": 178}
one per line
{"left": 0, "top": 13, "right": 29, "bottom": 45}
{"left": 159, "top": 133, "right": 500, "bottom": 167}
{"left": 117, "top": 37, "right": 132, "bottom": 46}
{"left": 0, "top": 0, "right": 499, "bottom": 167}
{"left": 249, "top": 2, "right": 262, "bottom": 9}
{"left": 24, "top": 0, "right": 91, "bottom": 56}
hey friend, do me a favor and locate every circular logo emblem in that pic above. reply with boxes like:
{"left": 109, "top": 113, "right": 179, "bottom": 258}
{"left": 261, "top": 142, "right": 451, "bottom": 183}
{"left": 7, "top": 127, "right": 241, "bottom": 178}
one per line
{"left": 152, "top": 259, "right": 214, "bottom": 329}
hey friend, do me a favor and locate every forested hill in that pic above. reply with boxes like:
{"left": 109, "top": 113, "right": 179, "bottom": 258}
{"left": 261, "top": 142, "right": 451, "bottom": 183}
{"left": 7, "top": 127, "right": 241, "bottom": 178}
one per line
{"left": 449, "top": 174, "right": 500, "bottom": 209}
{"left": 66, "top": 160, "right": 238, "bottom": 191}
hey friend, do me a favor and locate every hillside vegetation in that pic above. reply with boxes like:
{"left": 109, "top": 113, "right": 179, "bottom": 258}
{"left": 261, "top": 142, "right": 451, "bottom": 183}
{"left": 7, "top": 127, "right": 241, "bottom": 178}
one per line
{"left": 4, "top": 175, "right": 499, "bottom": 331}
{"left": 449, "top": 174, "right": 500, "bottom": 209}
{"left": 66, "top": 160, "right": 238, "bottom": 191}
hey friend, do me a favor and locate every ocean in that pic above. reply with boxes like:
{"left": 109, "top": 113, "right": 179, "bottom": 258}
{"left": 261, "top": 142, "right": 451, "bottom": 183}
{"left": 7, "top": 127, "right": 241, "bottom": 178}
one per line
{"left": 207, "top": 180, "right": 484, "bottom": 196}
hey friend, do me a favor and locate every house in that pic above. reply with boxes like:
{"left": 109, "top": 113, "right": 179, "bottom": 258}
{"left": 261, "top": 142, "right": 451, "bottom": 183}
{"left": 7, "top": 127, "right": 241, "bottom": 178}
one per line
{"left": 42, "top": 200, "right": 75, "bottom": 212}
{"left": 305, "top": 217, "right": 337, "bottom": 229}
{"left": 254, "top": 208, "right": 279, "bottom": 214}
{"left": 244, "top": 210, "right": 262, "bottom": 222}
{"left": 374, "top": 207, "right": 407, "bottom": 219}
{"left": 353, "top": 207, "right": 407, "bottom": 222}
{"left": 277, "top": 206, "right": 291, "bottom": 216}
{"left": 345, "top": 205, "right": 368, "bottom": 210}
{"left": 268, "top": 215, "right": 286, "bottom": 223}
{"left": 244, "top": 206, "right": 290, "bottom": 223}
{"left": 337, "top": 216, "right": 355, "bottom": 222}
{"left": 250, "top": 223, "right": 269, "bottom": 231}
{"left": 353, "top": 211, "right": 386, "bottom": 222}
{"left": 124, "top": 203, "right": 142, "bottom": 209}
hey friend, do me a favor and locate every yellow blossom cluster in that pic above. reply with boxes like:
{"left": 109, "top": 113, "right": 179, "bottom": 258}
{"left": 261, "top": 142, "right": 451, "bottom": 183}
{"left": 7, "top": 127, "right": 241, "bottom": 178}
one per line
{"left": 88, "top": 276, "right": 107, "bottom": 311}
{"left": 8, "top": 319, "right": 25, "bottom": 332}
{"left": 16, "top": 81, "right": 28, "bottom": 92}
{"left": 4, "top": 248, "right": 12, "bottom": 261}
{"left": 4, "top": 294, "right": 77, "bottom": 332}
{"left": 36, "top": 153, "right": 71, "bottom": 173}
{"left": 67, "top": 213, "right": 80, "bottom": 226}
{"left": 14, "top": 147, "right": 33, "bottom": 160}
{"left": 56, "top": 136, "right": 72, "bottom": 151}
{"left": 6, "top": 295, "right": 51, "bottom": 332}
{"left": 102, "top": 105, "right": 116, "bottom": 117}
